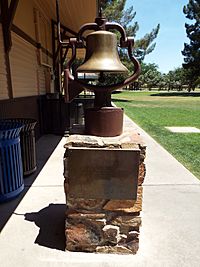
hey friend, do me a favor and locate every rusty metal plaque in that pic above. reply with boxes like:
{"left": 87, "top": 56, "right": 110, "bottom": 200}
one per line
{"left": 67, "top": 147, "right": 140, "bottom": 200}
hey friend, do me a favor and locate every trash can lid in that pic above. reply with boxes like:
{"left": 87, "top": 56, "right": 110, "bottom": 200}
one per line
{"left": 1, "top": 118, "right": 37, "bottom": 132}
{"left": 0, "top": 121, "right": 24, "bottom": 139}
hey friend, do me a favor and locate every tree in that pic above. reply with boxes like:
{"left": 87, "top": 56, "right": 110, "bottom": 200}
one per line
{"left": 138, "top": 63, "right": 162, "bottom": 90}
{"left": 182, "top": 0, "right": 200, "bottom": 89}
{"left": 163, "top": 67, "right": 194, "bottom": 91}
{"left": 137, "top": 66, "right": 189, "bottom": 92}
{"left": 101, "top": 0, "right": 160, "bottom": 61}
{"left": 98, "top": 0, "right": 160, "bottom": 87}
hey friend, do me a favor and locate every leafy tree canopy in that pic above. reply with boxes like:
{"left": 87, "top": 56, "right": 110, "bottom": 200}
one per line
{"left": 182, "top": 0, "right": 200, "bottom": 88}
{"left": 138, "top": 62, "right": 162, "bottom": 90}
{"left": 101, "top": 0, "right": 160, "bottom": 61}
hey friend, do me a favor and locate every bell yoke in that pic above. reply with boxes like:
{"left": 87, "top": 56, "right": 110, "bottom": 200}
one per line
{"left": 59, "top": 4, "right": 141, "bottom": 136}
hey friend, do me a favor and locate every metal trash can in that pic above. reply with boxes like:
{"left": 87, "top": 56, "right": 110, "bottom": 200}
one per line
{"left": 0, "top": 121, "right": 24, "bottom": 202}
{"left": 6, "top": 119, "right": 37, "bottom": 176}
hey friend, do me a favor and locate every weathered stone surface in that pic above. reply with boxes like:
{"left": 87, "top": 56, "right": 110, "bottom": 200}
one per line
{"left": 103, "top": 200, "right": 135, "bottom": 212}
{"left": 120, "top": 143, "right": 139, "bottom": 149}
{"left": 103, "top": 186, "right": 143, "bottom": 213}
{"left": 115, "top": 230, "right": 139, "bottom": 254}
{"left": 127, "top": 231, "right": 139, "bottom": 242}
{"left": 138, "top": 163, "right": 146, "bottom": 185}
{"left": 123, "top": 132, "right": 146, "bottom": 148}
{"left": 111, "top": 216, "right": 141, "bottom": 228}
{"left": 96, "top": 245, "right": 133, "bottom": 254}
{"left": 102, "top": 225, "right": 120, "bottom": 244}
{"left": 65, "top": 222, "right": 102, "bottom": 252}
{"left": 66, "top": 213, "right": 106, "bottom": 230}
{"left": 64, "top": 135, "right": 105, "bottom": 148}
{"left": 139, "top": 147, "right": 146, "bottom": 158}
{"left": 64, "top": 132, "right": 146, "bottom": 152}
{"left": 110, "top": 216, "right": 141, "bottom": 235}
{"left": 67, "top": 198, "right": 107, "bottom": 212}
{"left": 67, "top": 211, "right": 105, "bottom": 220}
{"left": 64, "top": 179, "right": 69, "bottom": 195}
{"left": 132, "top": 186, "right": 143, "bottom": 213}
{"left": 64, "top": 121, "right": 146, "bottom": 254}
{"left": 63, "top": 156, "right": 69, "bottom": 177}
{"left": 135, "top": 186, "right": 143, "bottom": 212}
{"left": 125, "top": 239, "right": 139, "bottom": 253}
{"left": 118, "top": 234, "right": 127, "bottom": 243}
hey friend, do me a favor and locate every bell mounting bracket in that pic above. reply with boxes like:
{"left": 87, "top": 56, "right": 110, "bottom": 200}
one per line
{"left": 64, "top": 18, "right": 141, "bottom": 92}
{"left": 55, "top": 0, "right": 140, "bottom": 99}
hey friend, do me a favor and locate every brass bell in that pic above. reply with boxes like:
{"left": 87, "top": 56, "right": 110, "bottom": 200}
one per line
{"left": 76, "top": 30, "right": 128, "bottom": 73}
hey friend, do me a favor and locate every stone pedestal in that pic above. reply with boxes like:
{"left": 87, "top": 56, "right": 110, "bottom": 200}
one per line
{"left": 64, "top": 125, "right": 146, "bottom": 254}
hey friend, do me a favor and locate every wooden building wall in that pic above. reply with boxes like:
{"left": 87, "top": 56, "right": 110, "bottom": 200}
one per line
{"left": 0, "top": 0, "right": 96, "bottom": 138}
{"left": 10, "top": 33, "right": 38, "bottom": 97}
{"left": 11, "top": 0, "right": 53, "bottom": 97}
{"left": 0, "top": 25, "right": 9, "bottom": 100}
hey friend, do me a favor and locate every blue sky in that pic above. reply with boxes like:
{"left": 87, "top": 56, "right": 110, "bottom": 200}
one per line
{"left": 125, "top": 0, "right": 189, "bottom": 73}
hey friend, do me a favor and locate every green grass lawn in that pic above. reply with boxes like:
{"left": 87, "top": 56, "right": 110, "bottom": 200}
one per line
{"left": 113, "top": 90, "right": 200, "bottom": 179}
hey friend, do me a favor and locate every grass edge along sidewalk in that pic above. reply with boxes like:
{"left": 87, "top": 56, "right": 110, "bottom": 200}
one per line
{"left": 113, "top": 90, "right": 200, "bottom": 180}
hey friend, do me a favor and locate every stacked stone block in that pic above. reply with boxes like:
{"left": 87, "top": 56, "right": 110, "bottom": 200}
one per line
{"left": 64, "top": 130, "right": 146, "bottom": 254}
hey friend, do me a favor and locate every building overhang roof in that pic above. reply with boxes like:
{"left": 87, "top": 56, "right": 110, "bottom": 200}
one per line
{"left": 36, "top": 0, "right": 98, "bottom": 34}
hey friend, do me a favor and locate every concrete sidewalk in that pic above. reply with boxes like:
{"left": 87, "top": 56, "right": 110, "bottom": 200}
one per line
{"left": 0, "top": 117, "right": 200, "bottom": 267}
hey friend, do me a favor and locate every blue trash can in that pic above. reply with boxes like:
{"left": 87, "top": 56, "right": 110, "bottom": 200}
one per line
{"left": 5, "top": 118, "right": 37, "bottom": 176}
{"left": 0, "top": 121, "right": 24, "bottom": 202}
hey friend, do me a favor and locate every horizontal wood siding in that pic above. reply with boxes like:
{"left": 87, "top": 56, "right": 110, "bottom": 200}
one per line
{"left": 10, "top": 32, "right": 38, "bottom": 97}
{"left": 0, "top": 96, "right": 41, "bottom": 140}
{"left": 37, "top": 67, "right": 45, "bottom": 94}
{"left": 0, "top": 24, "right": 9, "bottom": 100}
{"left": 37, "top": 60, "right": 53, "bottom": 95}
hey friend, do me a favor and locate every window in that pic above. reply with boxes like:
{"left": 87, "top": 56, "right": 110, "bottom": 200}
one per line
{"left": 34, "top": 8, "right": 52, "bottom": 67}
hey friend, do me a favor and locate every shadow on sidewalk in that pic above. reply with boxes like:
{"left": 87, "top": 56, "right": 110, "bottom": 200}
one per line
{"left": 0, "top": 135, "right": 62, "bottom": 232}
{"left": 24, "top": 203, "right": 66, "bottom": 251}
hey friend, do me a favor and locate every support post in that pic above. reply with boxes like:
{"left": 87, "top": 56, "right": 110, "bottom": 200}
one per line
{"left": 1, "top": 0, "right": 19, "bottom": 52}
{"left": 0, "top": 0, "right": 19, "bottom": 99}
